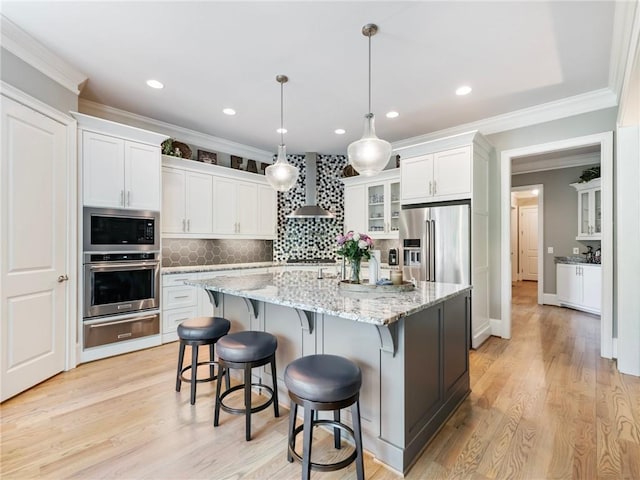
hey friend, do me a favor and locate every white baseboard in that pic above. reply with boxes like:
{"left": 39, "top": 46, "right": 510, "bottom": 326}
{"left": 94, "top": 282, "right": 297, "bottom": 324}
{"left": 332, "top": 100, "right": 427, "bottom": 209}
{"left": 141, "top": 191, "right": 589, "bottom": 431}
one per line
{"left": 472, "top": 323, "right": 492, "bottom": 349}
{"left": 490, "top": 318, "right": 503, "bottom": 338}
{"left": 543, "top": 293, "right": 560, "bottom": 306}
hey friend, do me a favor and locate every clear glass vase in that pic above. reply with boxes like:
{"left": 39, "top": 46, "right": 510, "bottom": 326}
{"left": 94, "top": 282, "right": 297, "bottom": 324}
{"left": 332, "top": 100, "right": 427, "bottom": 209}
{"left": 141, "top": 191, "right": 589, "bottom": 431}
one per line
{"left": 350, "top": 258, "right": 361, "bottom": 284}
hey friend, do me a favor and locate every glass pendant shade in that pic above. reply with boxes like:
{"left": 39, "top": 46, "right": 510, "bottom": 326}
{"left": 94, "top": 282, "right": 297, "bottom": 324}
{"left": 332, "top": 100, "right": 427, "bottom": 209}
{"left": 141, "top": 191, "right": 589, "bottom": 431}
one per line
{"left": 347, "top": 113, "right": 391, "bottom": 176}
{"left": 266, "top": 144, "right": 298, "bottom": 191}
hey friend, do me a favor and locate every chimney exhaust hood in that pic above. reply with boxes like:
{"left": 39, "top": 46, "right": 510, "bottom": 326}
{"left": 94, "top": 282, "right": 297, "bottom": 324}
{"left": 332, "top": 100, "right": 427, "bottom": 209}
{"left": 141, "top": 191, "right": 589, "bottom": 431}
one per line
{"left": 287, "top": 153, "right": 334, "bottom": 219}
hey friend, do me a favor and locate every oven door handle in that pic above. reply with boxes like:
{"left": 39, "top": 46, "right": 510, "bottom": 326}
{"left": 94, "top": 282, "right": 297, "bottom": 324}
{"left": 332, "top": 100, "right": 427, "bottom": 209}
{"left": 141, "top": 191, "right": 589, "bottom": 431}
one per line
{"left": 88, "top": 314, "right": 158, "bottom": 328}
{"left": 87, "top": 262, "right": 159, "bottom": 271}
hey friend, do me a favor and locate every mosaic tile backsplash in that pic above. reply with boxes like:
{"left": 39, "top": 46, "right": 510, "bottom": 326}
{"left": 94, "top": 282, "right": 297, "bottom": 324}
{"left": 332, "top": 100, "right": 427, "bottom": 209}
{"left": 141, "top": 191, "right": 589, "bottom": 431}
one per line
{"left": 162, "top": 239, "right": 273, "bottom": 267}
{"left": 273, "top": 154, "right": 347, "bottom": 262}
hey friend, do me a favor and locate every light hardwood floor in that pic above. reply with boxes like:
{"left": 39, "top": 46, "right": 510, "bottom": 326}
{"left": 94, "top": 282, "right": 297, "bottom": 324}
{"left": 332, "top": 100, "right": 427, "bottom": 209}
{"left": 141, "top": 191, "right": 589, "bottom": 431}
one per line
{"left": 2, "top": 281, "right": 639, "bottom": 479}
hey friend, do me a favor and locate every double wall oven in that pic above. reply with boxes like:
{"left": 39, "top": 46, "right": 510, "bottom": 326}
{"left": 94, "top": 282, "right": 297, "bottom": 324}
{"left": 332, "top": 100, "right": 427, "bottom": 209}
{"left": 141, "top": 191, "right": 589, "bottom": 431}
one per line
{"left": 83, "top": 207, "right": 160, "bottom": 349}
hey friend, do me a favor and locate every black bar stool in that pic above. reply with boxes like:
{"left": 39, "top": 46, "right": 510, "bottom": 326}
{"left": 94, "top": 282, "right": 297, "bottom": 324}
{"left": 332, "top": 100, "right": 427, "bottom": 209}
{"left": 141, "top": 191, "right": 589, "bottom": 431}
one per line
{"left": 176, "top": 316, "right": 231, "bottom": 405}
{"left": 214, "top": 331, "right": 280, "bottom": 441}
{"left": 284, "top": 354, "right": 364, "bottom": 480}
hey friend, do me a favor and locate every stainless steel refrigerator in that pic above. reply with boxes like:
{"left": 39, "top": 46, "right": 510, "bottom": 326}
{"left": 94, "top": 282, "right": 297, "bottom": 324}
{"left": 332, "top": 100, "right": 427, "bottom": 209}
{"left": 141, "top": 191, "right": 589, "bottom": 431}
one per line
{"left": 399, "top": 202, "right": 470, "bottom": 285}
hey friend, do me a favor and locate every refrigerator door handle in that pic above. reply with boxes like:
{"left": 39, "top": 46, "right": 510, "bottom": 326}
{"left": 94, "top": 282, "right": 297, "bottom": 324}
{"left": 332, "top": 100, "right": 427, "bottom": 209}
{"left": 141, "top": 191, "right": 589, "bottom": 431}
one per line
{"left": 422, "top": 220, "right": 431, "bottom": 282}
{"left": 431, "top": 219, "right": 436, "bottom": 281}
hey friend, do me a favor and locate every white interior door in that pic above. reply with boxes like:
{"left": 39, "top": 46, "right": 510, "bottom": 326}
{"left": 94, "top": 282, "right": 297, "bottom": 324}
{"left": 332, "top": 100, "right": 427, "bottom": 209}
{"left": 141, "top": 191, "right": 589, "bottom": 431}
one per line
{"left": 1, "top": 95, "right": 69, "bottom": 401}
{"left": 519, "top": 205, "right": 538, "bottom": 281}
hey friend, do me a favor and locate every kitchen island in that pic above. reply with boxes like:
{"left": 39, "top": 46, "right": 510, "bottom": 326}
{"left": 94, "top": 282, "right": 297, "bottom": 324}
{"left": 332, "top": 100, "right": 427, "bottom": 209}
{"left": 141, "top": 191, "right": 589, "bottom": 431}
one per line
{"left": 187, "top": 271, "right": 471, "bottom": 474}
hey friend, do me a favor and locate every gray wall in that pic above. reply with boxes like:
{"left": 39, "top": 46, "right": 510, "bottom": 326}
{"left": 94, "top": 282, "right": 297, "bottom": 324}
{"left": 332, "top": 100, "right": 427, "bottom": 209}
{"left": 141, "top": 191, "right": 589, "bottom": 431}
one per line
{"left": 1, "top": 48, "right": 78, "bottom": 113}
{"left": 512, "top": 164, "right": 600, "bottom": 293}
{"left": 485, "top": 107, "right": 617, "bottom": 319}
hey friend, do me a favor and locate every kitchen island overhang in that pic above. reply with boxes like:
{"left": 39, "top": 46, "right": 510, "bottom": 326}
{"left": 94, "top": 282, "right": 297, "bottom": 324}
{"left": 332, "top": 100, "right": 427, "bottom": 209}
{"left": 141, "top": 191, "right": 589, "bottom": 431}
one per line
{"left": 186, "top": 271, "right": 472, "bottom": 474}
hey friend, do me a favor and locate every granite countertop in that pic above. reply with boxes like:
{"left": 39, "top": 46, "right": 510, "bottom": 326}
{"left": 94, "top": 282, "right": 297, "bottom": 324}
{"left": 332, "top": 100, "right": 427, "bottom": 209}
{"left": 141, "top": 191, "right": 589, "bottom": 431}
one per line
{"left": 186, "top": 270, "right": 471, "bottom": 326}
{"left": 162, "top": 261, "right": 393, "bottom": 275}
{"left": 554, "top": 256, "right": 601, "bottom": 266}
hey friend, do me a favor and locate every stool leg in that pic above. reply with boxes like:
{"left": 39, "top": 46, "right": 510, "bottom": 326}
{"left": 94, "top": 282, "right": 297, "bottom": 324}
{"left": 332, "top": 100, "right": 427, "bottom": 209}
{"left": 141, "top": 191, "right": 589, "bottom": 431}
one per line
{"left": 244, "top": 364, "right": 252, "bottom": 441}
{"left": 209, "top": 343, "right": 216, "bottom": 379}
{"left": 351, "top": 400, "right": 364, "bottom": 480}
{"left": 287, "top": 400, "right": 298, "bottom": 462}
{"left": 302, "top": 405, "right": 314, "bottom": 480}
{"left": 333, "top": 409, "right": 341, "bottom": 449}
{"left": 225, "top": 366, "right": 231, "bottom": 391}
{"left": 213, "top": 362, "right": 224, "bottom": 427}
{"left": 190, "top": 344, "right": 198, "bottom": 405}
{"left": 176, "top": 342, "right": 185, "bottom": 392}
{"left": 270, "top": 354, "right": 280, "bottom": 417}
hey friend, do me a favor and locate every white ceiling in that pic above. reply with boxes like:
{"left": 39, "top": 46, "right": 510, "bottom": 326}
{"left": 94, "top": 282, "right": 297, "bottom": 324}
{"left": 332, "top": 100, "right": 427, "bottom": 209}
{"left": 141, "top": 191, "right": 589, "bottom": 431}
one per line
{"left": 1, "top": 1, "right": 622, "bottom": 155}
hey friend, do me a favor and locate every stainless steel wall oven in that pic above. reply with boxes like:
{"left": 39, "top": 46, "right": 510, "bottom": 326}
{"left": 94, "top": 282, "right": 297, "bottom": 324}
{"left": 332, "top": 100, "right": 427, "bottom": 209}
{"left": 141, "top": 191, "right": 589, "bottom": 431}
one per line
{"left": 82, "top": 208, "right": 161, "bottom": 349}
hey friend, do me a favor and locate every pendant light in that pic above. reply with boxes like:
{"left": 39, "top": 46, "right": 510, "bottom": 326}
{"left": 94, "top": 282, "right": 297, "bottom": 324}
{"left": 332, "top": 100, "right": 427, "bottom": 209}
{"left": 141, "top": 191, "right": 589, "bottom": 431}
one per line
{"left": 266, "top": 74, "right": 299, "bottom": 192}
{"left": 347, "top": 23, "right": 392, "bottom": 177}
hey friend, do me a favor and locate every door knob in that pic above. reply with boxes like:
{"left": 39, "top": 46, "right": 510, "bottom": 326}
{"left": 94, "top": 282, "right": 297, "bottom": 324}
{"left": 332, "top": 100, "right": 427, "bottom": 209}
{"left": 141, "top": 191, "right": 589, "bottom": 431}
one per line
{"left": 57, "top": 274, "right": 69, "bottom": 283}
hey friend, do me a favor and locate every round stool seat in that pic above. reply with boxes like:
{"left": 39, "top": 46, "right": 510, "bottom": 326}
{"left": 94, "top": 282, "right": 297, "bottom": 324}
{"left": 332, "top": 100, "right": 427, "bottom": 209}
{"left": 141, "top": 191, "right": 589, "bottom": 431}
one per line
{"left": 177, "top": 316, "right": 230, "bottom": 342}
{"left": 217, "top": 331, "right": 277, "bottom": 363}
{"left": 285, "top": 354, "right": 362, "bottom": 403}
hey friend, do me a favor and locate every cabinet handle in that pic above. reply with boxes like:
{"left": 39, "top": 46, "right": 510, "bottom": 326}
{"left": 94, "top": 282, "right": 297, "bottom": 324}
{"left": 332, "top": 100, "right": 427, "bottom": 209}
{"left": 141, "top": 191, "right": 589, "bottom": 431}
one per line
{"left": 187, "top": 219, "right": 191, "bottom": 232}
{"left": 428, "top": 181, "right": 432, "bottom": 196}
{"left": 57, "top": 274, "right": 69, "bottom": 283}
{"left": 120, "top": 190, "right": 124, "bottom": 206}
{"left": 433, "top": 181, "right": 437, "bottom": 195}
{"left": 127, "top": 191, "right": 131, "bottom": 206}
{"left": 174, "top": 295, "right": 190, "bottom": 299}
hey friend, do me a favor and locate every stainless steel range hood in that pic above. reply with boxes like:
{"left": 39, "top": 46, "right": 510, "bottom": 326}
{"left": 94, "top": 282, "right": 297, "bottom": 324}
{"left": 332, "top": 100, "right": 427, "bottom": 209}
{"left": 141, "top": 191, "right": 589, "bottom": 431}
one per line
{"left": 288, "top": 152, "right": 334, "bottom": 219}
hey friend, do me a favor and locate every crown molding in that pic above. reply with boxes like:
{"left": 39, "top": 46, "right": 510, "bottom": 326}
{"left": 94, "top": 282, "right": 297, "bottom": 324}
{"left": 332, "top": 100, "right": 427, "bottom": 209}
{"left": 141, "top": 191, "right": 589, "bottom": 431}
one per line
{"left": 511, "top": 151, "right": 601, "bottom": 175}
{"left": 391, "top": 88, "right": 618, "bottom": 152}
{"left": 78, "top": 98, "right": 274, "bottom": 163}
{"left": 0, "top": 14, "right": 87, "bottom": 95}
{"left": 616, "top": 0, "right": 640, "bottom": 126}
{"left": 609, "top": 0, "right": 639, "bottom": 99}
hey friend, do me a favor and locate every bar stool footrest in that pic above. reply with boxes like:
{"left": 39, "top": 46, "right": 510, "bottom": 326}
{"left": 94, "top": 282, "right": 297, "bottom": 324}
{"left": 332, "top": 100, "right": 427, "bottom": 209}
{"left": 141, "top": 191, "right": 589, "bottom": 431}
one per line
{"left": 218, "top": 383, "right": 275, "bottom": 415}
{"left": 179, "top": 360, "right": 221, "bottom": 384}
{"left": 288, "top": 420, "right": 357, "bottom": 472}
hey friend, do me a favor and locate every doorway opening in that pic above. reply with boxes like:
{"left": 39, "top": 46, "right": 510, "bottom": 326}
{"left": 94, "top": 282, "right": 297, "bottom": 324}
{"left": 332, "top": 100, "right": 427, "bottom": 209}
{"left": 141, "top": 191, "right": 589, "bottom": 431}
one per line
{"left": 500, "top": 132, "right": 613, "bottom": 359}
{"left": 510, "top": 186, "right": 543, "bottom": 303}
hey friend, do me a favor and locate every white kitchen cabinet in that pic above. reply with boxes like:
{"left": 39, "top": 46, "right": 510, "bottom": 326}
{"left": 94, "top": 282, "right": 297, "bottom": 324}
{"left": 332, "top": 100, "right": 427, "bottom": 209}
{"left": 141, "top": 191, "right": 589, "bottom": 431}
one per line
{"left": 556, "top": 263, "right": 601, "bottom": 315}
{"left": 343, "top": 169, "right": 400, "bottom": 239}
{"left": 162, "top": 156, "right": 276, "bottom": 239}
{"left": 400, "top": 146, "right": 471, "bottom": 204}
{"left": 393, "top": 131, "right": 492, "bottom": 348}
{"left": 213, "top": 177, "right": 259, "bottom": 235}
{"left": 343, "top": 184, "right": 366, "bottom": 234}
{"left": 571, "top": 178, "right": 601, "bottom": 240}
{"left": 83, "top": 130, "right": 161, "bottom": 210}
{"left": 161, "top": 272, "right": 216, "bottom": 343}
{"left": 162, "top": 167, "right": 213, "bottom": 234}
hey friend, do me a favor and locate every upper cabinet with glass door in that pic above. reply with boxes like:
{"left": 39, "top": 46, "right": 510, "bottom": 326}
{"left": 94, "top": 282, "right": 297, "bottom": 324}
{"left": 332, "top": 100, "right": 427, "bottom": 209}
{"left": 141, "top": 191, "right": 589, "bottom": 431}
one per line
{"left": 343, "top": 169, "right": 400, "bottom": 240}
{"left": 571, "top": 178, "right": 601, "bottom": 240}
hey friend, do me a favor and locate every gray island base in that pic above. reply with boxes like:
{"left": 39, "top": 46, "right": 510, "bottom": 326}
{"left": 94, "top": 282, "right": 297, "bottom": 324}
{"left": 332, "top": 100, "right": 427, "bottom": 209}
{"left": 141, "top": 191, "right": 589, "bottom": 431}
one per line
{"left": 187, "top": 271, "right": 472, "bottom": 474}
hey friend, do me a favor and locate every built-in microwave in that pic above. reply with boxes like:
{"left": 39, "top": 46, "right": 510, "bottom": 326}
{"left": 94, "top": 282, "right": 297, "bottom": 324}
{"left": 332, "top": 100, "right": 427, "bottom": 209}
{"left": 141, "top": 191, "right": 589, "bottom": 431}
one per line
{"left": 83, "top": 207, "right": 159, "bottom": 252}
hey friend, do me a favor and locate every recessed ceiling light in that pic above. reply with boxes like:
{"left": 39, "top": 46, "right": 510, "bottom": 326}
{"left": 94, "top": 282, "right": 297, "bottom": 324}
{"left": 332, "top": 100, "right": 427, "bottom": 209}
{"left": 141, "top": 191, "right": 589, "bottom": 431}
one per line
{"left": 276, "top": 128, "right": 287, "bottom": 134}
{"left": 335, "top": 129, "right": 346, "bottom": 135}
{"left": 146, "top": 79, "right": 164, "bottom": 89}
{"left": 223, "top": 108, "right": 236, "bottom": 116}
{"left": 386, "top": 111, "right": 399, "bottom": 118}
{"left": 456, "top": 85, "right": 472, "bottom": 96}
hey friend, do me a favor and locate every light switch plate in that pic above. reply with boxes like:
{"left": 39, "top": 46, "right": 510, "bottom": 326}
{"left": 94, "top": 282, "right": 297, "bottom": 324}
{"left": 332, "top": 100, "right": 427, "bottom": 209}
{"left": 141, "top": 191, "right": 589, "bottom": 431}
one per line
{"left": 548, "top": 247, "right": 554, "bottom": 254}
{"left": 573, "top": 247, "right": 580, "bottom": 254}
